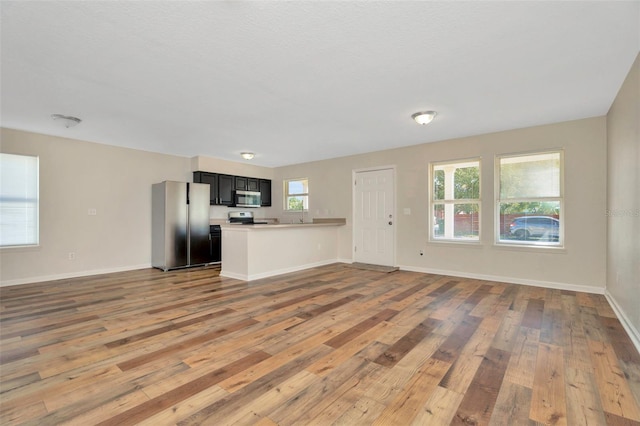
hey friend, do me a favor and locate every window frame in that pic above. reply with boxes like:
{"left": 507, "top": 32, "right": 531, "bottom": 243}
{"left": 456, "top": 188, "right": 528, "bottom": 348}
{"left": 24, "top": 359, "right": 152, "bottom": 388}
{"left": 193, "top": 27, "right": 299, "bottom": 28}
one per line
{"left": 0, "top": 153, "right": 40, "bottom": 248}
{"left": 283, "top": 177, "right": 309, "bottom": 211}
{"left": 495, "top": 149, "right": 564, "bottom": 248}
{"left": 429, "top": 157, "right": 481, "bottom": 243}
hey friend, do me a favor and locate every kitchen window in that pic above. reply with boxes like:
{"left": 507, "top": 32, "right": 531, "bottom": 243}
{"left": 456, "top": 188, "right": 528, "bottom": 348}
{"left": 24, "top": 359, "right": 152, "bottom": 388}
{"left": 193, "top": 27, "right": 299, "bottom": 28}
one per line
{"left": 0, "top": 153, "right": 39, "bottom": 247}
{"left": 284, "top": 178, "right": 308, "bottom": 211}
{"left": 496, "top": 150, "right": 563, "bottom": 246}
{"left": 430, "top": 159, "right": 480, "bottom": 241}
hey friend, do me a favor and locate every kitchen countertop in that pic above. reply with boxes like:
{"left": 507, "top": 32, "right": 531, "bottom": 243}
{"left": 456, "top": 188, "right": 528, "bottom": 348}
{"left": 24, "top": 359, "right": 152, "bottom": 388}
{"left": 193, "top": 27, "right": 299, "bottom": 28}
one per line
{"left": 214, "top": 217, "right": 346, "bottom": 227}
{"left": 221, "top": 222, "right": 344, "bottom": 230}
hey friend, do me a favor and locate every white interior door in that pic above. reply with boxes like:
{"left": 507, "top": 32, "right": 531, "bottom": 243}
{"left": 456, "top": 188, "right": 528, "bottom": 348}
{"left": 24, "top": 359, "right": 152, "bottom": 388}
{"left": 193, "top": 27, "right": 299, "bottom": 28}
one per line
{"left": 353, "top": 168, "right": 395, "bottom": 266}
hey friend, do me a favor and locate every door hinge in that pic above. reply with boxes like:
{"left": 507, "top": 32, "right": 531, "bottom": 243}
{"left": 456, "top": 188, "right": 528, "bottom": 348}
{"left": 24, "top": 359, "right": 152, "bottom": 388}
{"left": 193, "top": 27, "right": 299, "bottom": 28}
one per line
{"left": 354, "top": 246, "right": 357, "bottom": 252}
{"left": 354, "top": 179, "right": 357, "bottom": 186}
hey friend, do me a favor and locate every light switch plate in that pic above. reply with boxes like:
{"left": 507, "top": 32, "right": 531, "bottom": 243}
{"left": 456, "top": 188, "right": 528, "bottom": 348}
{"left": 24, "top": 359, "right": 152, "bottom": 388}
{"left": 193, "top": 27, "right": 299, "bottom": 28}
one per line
{"left": 403, "top": 208, "right": 411, "bottom": 215}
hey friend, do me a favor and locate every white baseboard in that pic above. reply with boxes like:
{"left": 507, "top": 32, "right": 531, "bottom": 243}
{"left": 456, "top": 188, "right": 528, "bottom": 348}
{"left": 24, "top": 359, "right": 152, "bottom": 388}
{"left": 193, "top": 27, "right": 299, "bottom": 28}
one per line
{"left": 398, "top": 264, "right": 606, "bottom": 295}
{"left": 604, "top": 290, "right": 640, "bottom": 355}
{"left": 221, "top": 259, "right": 340, "bottom": 282}
{"left": 0, "top": 264, "right": 152, "bottom": 287}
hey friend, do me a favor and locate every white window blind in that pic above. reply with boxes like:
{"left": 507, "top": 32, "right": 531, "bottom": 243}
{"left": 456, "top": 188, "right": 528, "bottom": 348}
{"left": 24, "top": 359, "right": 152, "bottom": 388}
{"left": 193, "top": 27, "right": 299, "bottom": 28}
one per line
{"left": 0, "top": 153, "right": 39, "bottom": 246}
{"left": 497, "top": 151, "right": 563, "bottom": 246}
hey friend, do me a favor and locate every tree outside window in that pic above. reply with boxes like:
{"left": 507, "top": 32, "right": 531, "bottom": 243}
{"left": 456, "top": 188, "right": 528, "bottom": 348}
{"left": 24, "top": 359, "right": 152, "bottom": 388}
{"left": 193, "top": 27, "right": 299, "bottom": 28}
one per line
{"left": 431, "top": 159, "right": 480, "bottom": 241}
{"left": 284, "top": 178, "right": 308, "bottom": 211}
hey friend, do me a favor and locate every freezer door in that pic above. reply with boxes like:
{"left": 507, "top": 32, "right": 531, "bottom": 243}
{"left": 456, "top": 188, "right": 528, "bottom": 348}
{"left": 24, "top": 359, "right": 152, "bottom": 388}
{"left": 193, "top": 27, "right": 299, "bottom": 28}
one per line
{"left": 188, "top": 182, "right": 212, "bottom": 266}
{"left": 166, "top": 181, "right": 189, "bottom": 269}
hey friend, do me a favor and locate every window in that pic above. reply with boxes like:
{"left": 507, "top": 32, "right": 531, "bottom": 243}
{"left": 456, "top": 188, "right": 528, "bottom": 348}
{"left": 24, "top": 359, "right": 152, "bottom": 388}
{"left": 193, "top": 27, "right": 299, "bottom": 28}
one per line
{"left": 430, "top": 159, "right": 480, "bottom": 241}
{"left": 0, "top": 153, "right": 39, "bottom": 247}
{"left": 284, "top": 178, "right": 308, "bottom": 211}
{"left": 497, "top": 150, "right": 563, "bottom": 246}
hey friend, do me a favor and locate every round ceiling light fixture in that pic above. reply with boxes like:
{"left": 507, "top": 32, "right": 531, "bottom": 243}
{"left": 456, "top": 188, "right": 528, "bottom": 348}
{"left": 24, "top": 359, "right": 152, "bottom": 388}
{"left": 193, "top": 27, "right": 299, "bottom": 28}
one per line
{"left": 51, "top": 114, "right": 82, "bottom": 128}
{"left": 411, "top": 111, "right": 437, "bottom": 125}
{"left": 241, "top": 152, "right": 255, "bottom": 160}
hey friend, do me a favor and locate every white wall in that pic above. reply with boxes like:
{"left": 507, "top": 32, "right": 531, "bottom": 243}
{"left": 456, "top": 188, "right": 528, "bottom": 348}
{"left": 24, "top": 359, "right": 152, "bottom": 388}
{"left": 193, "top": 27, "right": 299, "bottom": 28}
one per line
{"left": 606, "top": 53, "right": 640, "bottom": 347}
{"left": 273, "top": 117, "right": 608, "bottom": 293}
{"left": 1, "top": 116, "right": 610, "bottom": 293}
{"left": 0, "top": 134, "right": 283, "bottom": 285}
{"left": 0, "top": 128, "right": 191, "bottom": 285}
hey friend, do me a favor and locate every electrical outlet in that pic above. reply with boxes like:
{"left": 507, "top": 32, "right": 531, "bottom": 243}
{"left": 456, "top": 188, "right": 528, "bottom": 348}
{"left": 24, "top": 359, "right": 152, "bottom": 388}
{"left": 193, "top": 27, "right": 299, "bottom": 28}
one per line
{"left": 68, "top": 252, "right": 76, "bottom": 260}
{"left": 88, "top": 208, "right": 97, "bottom": 216}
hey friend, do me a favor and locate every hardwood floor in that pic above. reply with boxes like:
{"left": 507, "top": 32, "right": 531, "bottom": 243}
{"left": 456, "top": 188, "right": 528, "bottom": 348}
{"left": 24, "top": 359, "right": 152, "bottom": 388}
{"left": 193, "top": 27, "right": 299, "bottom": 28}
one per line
{"left": 1, "top": 263, "right": 639, "bottom": 425}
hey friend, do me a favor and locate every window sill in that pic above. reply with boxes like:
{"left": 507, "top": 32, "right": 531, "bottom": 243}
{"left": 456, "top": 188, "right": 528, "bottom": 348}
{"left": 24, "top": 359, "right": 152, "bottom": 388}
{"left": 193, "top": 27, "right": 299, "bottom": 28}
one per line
{"left": 1, "top": 244, "right": 41, "bottom": 252}
{"left": 493, "top": 242, "right": 566, "bottom": 254}
{"left": 427, "top": 239, "right": 483, "bottom": 248}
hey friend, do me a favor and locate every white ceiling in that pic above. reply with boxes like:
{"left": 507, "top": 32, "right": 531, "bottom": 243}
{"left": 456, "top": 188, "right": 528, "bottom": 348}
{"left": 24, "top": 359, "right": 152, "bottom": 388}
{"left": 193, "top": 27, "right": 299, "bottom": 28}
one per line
{"left": 1, "top": 1, "right": 638, "bottom": 168}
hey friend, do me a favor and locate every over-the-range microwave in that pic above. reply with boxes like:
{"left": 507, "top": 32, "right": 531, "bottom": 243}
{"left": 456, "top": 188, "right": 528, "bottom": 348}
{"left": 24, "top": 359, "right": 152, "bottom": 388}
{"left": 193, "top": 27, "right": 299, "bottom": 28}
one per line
{"left": 234, "top": 190, "right": 261, "bottom": 208}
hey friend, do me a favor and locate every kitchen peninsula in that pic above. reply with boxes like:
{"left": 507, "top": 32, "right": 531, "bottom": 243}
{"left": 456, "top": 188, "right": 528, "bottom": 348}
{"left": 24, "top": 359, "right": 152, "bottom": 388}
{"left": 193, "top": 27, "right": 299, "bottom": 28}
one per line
{"left": 220, "top": 221, "right": 345, "bottom": 281}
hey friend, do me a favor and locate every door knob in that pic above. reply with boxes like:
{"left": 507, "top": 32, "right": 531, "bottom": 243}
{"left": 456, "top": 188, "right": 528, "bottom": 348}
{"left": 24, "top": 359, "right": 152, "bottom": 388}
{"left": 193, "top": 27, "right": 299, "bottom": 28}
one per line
{"left": 388, "top": 221, "right": 393, "bottom": 225}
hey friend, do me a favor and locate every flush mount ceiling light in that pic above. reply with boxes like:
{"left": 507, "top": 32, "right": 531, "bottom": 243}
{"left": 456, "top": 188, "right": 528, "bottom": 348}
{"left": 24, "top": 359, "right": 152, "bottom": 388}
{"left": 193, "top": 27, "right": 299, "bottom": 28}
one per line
{"left": 51, "top": 114, "right": 82, "bottom": 128}
{"left": 411, "top": 111, "right": 437, "bottom": 125}
{"left": 240, "top": 152, "right": 255, "bottom": 160}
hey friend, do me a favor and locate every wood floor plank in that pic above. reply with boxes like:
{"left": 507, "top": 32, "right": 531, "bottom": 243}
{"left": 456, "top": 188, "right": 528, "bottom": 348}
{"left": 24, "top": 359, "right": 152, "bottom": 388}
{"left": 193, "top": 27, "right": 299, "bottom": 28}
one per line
{"left": 564, "top": 366, "right": 607, "bottom": 425}
{"left": 324, "top": 308, "right": 398, "bottom": 349}
{"left": 1, "top": 264, "right": 639, "bottom": 425}
{"left": 452, "top": 347, "right": 511, "bottom": 425}
{"left": 117, "top": 317, "right": 259, "bottom": 371}
{"left": 373, "top": 317, "right": 440, "bottom": 367}
{"left": 489, "top": 381, "right": 535, "bottom": 425}
{"left": 217, "top": 325, "right": 339, "bottom": 392}
{"left": 491, "top": 309, "right": 523, "bottom": 352}
{"left": 438, "top": 324, "right": 493, "bottom": 394}
{"left": 411, "top": 385, "right": 464, "bottom": 425}
{"left": 588, "top": 339, "right": 640, "bottom": 421}
{"left": 134, "top": 385, "right": 229, "bottom": 426}
{"left": 176, "top": 345, "right": 333, "bottom": 425}
{"left": 341, "top": 331, "right": 449, "bottom": 423}
{"left": 97, "top": 350, "right": 271, "bottom": 426}
{"left": 214, "top": 370, "right": 318, "bottom": 426}
{"left": 504, "top": 326, "right": 540, "bottom": 388}
{"left": 307, "top": 321, "right": 391, "bottom": 377}
{"left": 530, "top": 343, "right": 568, "bottom": 425}
{"left": 0, "top": 399, "right": 47, "bottom": 425}
{"left": 561, "top": 294, "right": 595, "bottom": 371}
{"left": 601, "top": 316, "right": 640, "bottom": 364}
{"left": 269, "top": 356, "right": 383, "bottom": 425}
{"left": 431, "top": 314, "right": 482, "bottom": 363}
{"left": 521, "top": 298, "right": 545, "bottom": 329}
{"left": 373, "top": 357, "right": 451, "bottom": 425}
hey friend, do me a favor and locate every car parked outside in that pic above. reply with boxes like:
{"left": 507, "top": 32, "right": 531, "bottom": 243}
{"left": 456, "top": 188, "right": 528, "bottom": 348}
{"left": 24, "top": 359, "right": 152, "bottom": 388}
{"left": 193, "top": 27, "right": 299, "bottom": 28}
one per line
{"left": 509, "top": 216, "right": 559, "bottom": 241}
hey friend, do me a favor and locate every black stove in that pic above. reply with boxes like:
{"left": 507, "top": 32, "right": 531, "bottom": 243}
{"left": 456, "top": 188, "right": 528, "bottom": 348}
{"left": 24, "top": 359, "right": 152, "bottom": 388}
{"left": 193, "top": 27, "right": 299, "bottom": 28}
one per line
{"left": 229, "top": 211, "right": 258, "bottom": 225}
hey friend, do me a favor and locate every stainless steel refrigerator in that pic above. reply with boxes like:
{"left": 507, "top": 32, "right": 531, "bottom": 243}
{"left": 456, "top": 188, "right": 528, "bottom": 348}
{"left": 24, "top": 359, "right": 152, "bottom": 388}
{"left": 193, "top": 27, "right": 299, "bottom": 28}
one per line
{"left": 152, "top": 181, "right": 211, "bottom": 271}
